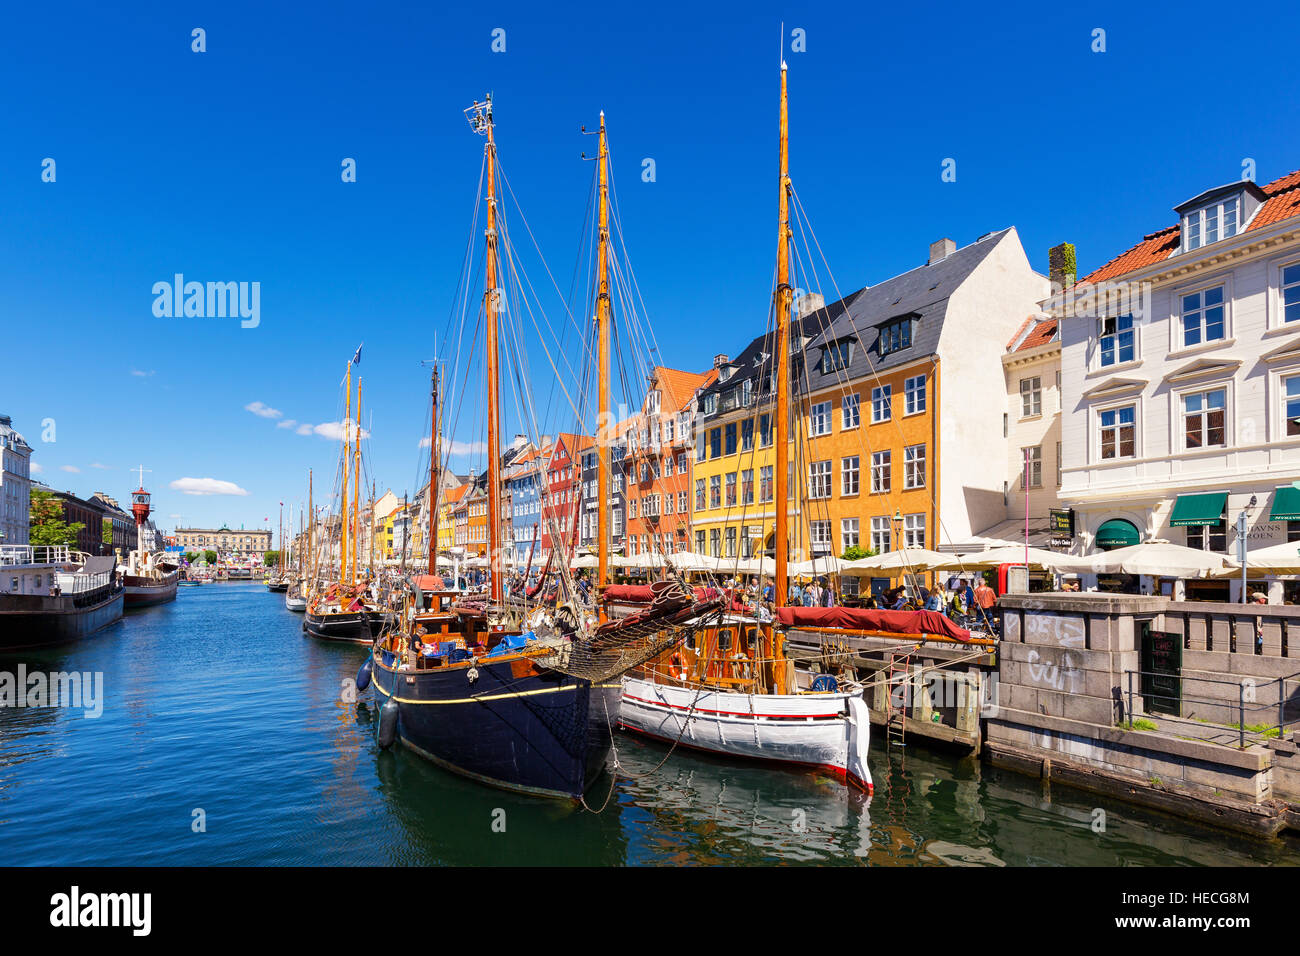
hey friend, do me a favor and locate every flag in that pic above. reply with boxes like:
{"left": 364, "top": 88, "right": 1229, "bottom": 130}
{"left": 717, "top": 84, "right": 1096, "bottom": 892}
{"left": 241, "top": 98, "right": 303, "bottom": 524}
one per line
{"left": 352, "top": 344, "right": 363, "bottom": 365}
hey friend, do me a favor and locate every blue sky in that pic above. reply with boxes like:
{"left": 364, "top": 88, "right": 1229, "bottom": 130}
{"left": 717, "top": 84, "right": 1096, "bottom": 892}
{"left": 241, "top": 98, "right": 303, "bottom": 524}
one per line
{"left": 4, "top": 1, "right": 1299, "bottom": 538}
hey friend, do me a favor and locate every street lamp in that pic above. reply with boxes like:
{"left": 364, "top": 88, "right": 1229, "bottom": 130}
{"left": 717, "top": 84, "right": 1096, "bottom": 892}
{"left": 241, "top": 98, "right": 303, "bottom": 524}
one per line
{"left": 1238, "top": 495, "right": 1258, "bottom": 604}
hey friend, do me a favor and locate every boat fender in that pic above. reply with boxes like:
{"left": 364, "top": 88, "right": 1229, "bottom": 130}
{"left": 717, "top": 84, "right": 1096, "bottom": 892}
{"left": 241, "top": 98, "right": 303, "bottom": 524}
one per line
{"left": 467, "top": 666, "right": 479, "bottom": 684}
{"left": 356, "top": 656, "right": 374, "bottom": 692}
{"left": 377, "top": 698, "right": 399, "bottom": 749}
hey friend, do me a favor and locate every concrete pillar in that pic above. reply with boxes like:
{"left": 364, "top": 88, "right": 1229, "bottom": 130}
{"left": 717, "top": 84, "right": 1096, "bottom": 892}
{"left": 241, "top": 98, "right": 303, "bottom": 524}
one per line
{"left": 912, "top": 664, "right": 931, "bottom": 721}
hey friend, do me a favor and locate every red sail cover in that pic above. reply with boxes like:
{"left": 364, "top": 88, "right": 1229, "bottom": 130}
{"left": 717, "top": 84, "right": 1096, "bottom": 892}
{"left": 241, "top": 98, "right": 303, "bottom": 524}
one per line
{"left": 774, "top": 606, "right": 972, "bottom": 641}
{"left": 603, "top": 584, "right": 747, "bottom": 612}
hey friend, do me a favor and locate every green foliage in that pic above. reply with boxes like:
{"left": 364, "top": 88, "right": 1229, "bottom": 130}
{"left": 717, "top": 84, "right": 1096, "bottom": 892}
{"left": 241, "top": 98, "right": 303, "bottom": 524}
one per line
{"left": 264, "top": 550, "right": 280, "bottom": 567}
{"left": 183, "top": 552, "right": 198, "bottom": 563}
{"left": 840, "top": 545, "right": 878, "bottom": 561}
{"left": 1129, "top": 718, "right": 1158, "bottom": 732}
{"left": 28, "top": 490, "right": 85, "bottom": 548}
{"left": 204, "top": 550, "right": 218, "bottom": 565}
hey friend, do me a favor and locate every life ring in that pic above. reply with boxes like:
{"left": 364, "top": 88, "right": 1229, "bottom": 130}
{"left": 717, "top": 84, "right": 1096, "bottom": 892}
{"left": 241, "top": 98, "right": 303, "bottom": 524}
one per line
{"left": 668, "top": 652, "right": 686, "bottom": 681}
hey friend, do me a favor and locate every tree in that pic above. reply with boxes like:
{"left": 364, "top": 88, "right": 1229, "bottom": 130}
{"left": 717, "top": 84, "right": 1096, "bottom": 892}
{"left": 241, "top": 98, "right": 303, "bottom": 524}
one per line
{"left": 29, "top": 490, "right": 85, "bottom": 549}
{"left": 204, "top": 550, "right": 218, "bottom": 565}
{"left": 840, "top": 545, "right": 878, "bottom": 561}
{"left": 183, "top": 552, "right": 198, "bottom": 564}
{"left": 264, "top": 550, "right": 280, "bottom": 568}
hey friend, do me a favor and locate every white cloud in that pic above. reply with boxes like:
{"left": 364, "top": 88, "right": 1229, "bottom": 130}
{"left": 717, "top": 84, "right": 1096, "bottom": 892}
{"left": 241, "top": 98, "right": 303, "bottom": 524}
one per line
{"left": 91, "top": 462, "right": 110, "bottom": 470}
{"left": 131, "top": 369, "right": 155, "bottom": 377}
{"left": 31, "top": 462, "right": 44, "bottom": 475}
{"left": 276, "top": 419, "right": 298, "bottom": 429}
{"left": 244, "top": 401, "right": 282, "bottom": 419}
{"left": 60, "top": 465, "right": 80, "bottom": 473}
{"left": 312, "top": 421, "right": 370, "bottom": 441}
{"left": 169, "top": 477, "right": 250, "bottom": 497}
{"left": 295, "top": 423, "right": 314, "bottom": 436}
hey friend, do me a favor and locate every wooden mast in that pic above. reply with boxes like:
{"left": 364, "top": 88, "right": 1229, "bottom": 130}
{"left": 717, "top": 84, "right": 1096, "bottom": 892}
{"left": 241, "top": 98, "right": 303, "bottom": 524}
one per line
{"left": 342, "top": 362, "right": 351, "bottom": 587}
{"left": 428, "top": 364, "right": 440, "bottom": 575}
{"left": 774, "top": 61, "right": 792, "bottom": 610}
{"left": 352, "top": 378, "right": 362, "bottom": 585}
{"left": 308, "top": 469, "right": 313, "bottom": 599}
{"left": 596, "top": 110, "right": 611, "bottom": 592}
{"left": 480, "top": 95, "right": 505, "bottom": 614}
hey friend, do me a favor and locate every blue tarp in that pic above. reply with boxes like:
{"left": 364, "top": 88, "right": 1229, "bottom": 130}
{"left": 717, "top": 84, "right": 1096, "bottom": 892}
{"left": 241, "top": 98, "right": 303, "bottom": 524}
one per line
{"left": 484, "top": 631, "right": 535, "bottom": 658}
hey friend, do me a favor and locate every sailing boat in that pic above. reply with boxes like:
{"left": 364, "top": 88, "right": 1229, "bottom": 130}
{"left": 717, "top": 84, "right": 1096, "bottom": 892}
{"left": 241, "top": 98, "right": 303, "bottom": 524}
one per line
{"left": 366, "top": 96, "right": 721, "bottom": 800}
{"left": 286, "top": 496, "right": 308, "bottom": 611}
{"left": 305, "top": 357, "right": 397, "bottom": 642}
{"left": 615, "top": 63, "right": 884, "bottom": 791}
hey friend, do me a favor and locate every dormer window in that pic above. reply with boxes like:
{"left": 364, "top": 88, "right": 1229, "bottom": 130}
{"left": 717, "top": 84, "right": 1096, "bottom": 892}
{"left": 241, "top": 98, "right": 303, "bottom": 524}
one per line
{"left": 1176, "top": 181, "right": 1266, "bottom": 254}
{"left": 877, "top": 317, "right": 913, "bottom": 357}
{"left": 821, "top": 340, "right": 852, "bottom": 373}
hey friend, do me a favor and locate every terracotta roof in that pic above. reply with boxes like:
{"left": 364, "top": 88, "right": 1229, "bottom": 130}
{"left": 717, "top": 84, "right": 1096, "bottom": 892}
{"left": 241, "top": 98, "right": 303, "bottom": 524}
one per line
{"left": 1010, "top": 316, "right": 1058, "bottom": 353}
{"left": 652, "top": 365, "right": 718, "bottom": 412}
{"left": 1079, "top": 169, "right": 1300, "bottom": 285}
{"left": 440, "top": 483, "right": 471, "bottom": 506}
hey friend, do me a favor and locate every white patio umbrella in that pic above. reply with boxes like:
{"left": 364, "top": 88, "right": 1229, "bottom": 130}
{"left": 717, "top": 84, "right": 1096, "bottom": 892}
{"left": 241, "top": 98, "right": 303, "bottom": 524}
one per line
{"left": 613, "top": 552, "right": 666, "bottom": 568}
{"left": 667, "top": 550, "right": 714, "bottom": 571}
{"left": 933, "top": 545, "right": 1068, "bottom": 571}
{"left": 719, "top": 555, "right": 776, "bottom": 576}
{"left": 1216, "top": 540, "right": 1300, "bottom": 575}
{"left": 841, "top": 548, "right": 950, "bottom": 576}
{"left": 569, "top": 553, "right": 599, "bottom": 569}
{"left": 1057, "top": 541, "right": 1238, "bottom": 578}
{"left": 788, "top": 556, "right": 844, "bottom": 577}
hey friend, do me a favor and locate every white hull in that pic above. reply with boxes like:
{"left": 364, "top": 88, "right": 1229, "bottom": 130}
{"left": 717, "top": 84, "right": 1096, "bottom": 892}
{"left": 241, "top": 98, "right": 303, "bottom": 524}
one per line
{"left": 619, "top": 676, "right": 872, "bottom": 792}
{"left": 285, "top": 593, "right": 307, "bottom": 611}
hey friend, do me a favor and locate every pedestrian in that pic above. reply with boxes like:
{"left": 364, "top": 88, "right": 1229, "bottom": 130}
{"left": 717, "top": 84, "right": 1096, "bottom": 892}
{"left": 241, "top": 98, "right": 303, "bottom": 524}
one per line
{"left": 974, "top": 578, "right": 997, "bottom": 620}
{"left": 925, "top": 585, "right": 943, "bottom": 612}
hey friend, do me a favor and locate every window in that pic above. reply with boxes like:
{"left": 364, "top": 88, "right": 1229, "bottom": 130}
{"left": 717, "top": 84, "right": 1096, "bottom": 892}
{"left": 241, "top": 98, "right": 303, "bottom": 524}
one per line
{"left": 1284, "top": 263, "right": 1300, "bottom": 324}
{"left": 841, "top": 518, "right": 859, "bottom": 552}
{"left": 842, "top": 393, "right": 860, "bottom": 429}
{"left": 759, "top": 465, "right": 773, "bottom": 502}
{"left": 741, "top": 418, "right": 754, "bottom": 451}
{"left": 878, "top": 317, "right": 912, "bottom": 356}
{"left": 724, "top": 423, "right": 737, "bottom": 455}
{"left": 1099, "top": 315, "right": 1135, "bottom": 366}
{"left": 1184, "top": 389, "right": 1226, "bottom": 449}
{"left": 871, "top": 451, "right": 891, "bottom": 493}
{"left": 1020, "top": 376, "right": 1042, "bottom": 417}
{"left": 842, "top": 455, "right": 860, "bottom": 495}
{"left": 725, "top": 472, "right": 737, "bottom": 507}
{"left": 904, "top": 444, "right": 925, "bottom": 489}
{"left": 709, "top": 528, "right": 721, "bottom": 557}
{"left": 1099, "top": 406, "right": 1136, "bottom": 459}
{"left": 1286, "top": 376, "right": 1300, "bottom": 437}
{"left": 612, "top": 508, "right": 623, "bottom": 535}
{"left": 871, "top": 516, "right": 891, "bottom": 553}
{"left": 759, "top": 414, "right": 773, "bottom": 447}
{"left": 741, "top": 468, "right": 754, "bottom": 504}
{"left": 1187, "top": 518, "right": 1227, "bottom": 553}
{"left": 903, "top": 514, "right": 925, "bottom": 548}
{"left": 1181, "top": 286, "right": 1225, "bottom": 347}
{"left": 709, "top": 428, "right": 722, "bottom": 459}
{"left": 695, "top": 479, "right": 706, "bottom": 510}
{"left": 809, "top": 401, "right": 831, "bottom": 436}
{"left": 871, "top": 386, "right": 892, "bottom": 423}
{"left": 722, "top": 526, "right": 735, "bottom": 557}
{"left": 904, "top": 375, "right": 926, "bottom": 415}
{"left": 703, "top": 394, "right": 716, "bottom": 415}
{"left": 810, "top": 520, "right": 832, "bottom": 554}
{"left": 1184, "top": 199, "right": 1239, "bottom": 252}
{"left": 695, "top": 530, "right": 705, "bottom": 553}
{"left": 822, "top": 341, "right": 851, "bottom": 373}
{"left": 709, "top": 475, "right": 722, "bottom": 508}
{"left": 664, "top": 456, "right": 674, "bottom": 477}
{"left": 741, "top": 378, "right": 753, "bottom": 407}
{"left": 696, "top": 434, "right": 707, "bottom": 462}
{"left": 808, "top": 460, "right": 831, "bottom": 499}
{"left": 1022, "top": 446, "right": 1042, "bottom": 488}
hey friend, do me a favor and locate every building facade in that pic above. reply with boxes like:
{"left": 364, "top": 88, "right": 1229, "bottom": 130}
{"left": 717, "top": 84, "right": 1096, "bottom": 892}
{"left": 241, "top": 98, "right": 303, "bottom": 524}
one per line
{"left": 1054, "top": 167, "right": 1300, "bottom": 600}
{"left": 0, "top": 415, "right": 33, "bottom": 547}
{"left": 997, "top": 313, "right": 1063, "bottom": 546}
{"left": 175, "top": 525, "right": 272, "bottom": 559}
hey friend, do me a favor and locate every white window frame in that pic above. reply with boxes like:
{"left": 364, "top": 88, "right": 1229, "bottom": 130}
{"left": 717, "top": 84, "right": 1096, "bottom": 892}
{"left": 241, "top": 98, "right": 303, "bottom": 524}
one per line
{"left": 809, "top": 401, "right": 832, "bottom": 437}
{"left": 1270, "top": 256, "right": 1300, "bottom": 330}
{"left": 841, "top": 455, "right": 859, "bottom": 496}
{"left": 1174, "top": 278, "right": 1229, "bottom": 352}
{"left": 808, "top": 460, "right": 832, "bottom": 499}
{"left": 871, "top": 450, "right": 891, "bottom": 494}
{"left": 904, "top": 444, "right": 925, "bottom": 489}
{"left": 904, "top": 375, "right": 926, "bottom": 415}
{"left": 1183, "top": 197, "right": 1241, "bottom": 253}
{"left": 842, "top": 393, "right": 861, "bottom": 429}
{"left": 871, "top": 385, "right": 892, "bottom": 423}
{"left": 1020, "top": 376, "right": 1042, "bottom": 418}
{"left": 903, "top": 513, "right": 925, "bottom": 549}
{"left": 1179, "top": 384, "right": 1229, "bottom": 453}
{"left": 870, "top": 516, "right": 891, "bottom": 553}
{"left": 841, "top": 517, "right": 859, "bottom": 552}
{"left": 1094, "top": 399, "right": 1139, "bottom": 462}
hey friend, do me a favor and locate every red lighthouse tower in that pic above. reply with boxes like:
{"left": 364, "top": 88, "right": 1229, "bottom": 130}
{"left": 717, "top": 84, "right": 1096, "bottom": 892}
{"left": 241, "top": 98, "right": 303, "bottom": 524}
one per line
{"left": 131, "top": 465, "right": 152, "bottom": 530}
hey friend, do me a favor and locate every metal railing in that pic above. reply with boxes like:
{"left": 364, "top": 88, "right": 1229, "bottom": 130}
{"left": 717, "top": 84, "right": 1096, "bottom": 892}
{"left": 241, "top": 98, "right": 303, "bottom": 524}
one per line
{"left": 1124, "top": 668, "right": 1300, "bottom": 748}
{"left": 0, "top": 544, "right": 80, "bottom": 566}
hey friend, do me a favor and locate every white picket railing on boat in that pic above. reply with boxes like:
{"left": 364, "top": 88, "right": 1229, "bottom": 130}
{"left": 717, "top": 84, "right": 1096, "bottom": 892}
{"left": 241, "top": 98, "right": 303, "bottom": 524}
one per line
{"left": 0, "top": 544, "right": 85, "bottom": 566}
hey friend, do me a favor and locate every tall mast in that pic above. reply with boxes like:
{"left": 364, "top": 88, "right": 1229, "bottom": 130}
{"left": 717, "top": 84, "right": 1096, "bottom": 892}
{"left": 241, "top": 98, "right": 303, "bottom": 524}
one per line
{"left": 474, "top": 94, "right": 505, "bottom": 612}
{"left": 596, "top": 111, "right": 611, "bottom": 590}
{"left": 369, "top": 479, "right": 376, "bottom": 577}
{"left": 308, "top": 469, "right": 314, "bottom": 597}
{"left": 353, "top": 378, "right": 362, "bottom": 585}
{"left": 774, "top": 61, "right": 792, "bottom": 610}
{"left": 342, "top": 361, "right": 351, "bottom": 585}
{"left": 428, "top": 365, "right": 440, "bottom": 575}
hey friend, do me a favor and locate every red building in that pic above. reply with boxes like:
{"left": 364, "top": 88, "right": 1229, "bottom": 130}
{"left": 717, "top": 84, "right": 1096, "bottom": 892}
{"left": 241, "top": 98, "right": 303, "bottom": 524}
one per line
{"left": 540, "top": 433, "right": 590, "bottom": 561}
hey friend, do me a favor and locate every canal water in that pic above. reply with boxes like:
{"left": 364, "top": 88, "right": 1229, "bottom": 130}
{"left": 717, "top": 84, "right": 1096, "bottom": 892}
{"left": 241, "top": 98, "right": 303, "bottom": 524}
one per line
{"left": 1, "top": 582, "right": 1296, "bottom": 866}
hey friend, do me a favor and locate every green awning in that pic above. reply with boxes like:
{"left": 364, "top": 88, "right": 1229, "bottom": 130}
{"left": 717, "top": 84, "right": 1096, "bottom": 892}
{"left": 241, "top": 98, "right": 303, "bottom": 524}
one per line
{"left": 1096, "top": 519, "right": 1140, "bottom": 549}
{"left": 1169, "top": 492, "right": 1227, "bottom": 527}
{"left": 1269, "top": 486, "right": 1300, "bottom": 522}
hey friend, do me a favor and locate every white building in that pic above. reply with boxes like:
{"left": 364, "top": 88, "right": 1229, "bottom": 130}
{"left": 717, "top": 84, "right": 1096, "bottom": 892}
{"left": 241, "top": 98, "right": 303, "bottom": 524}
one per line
{"left": 1053, "top": 168, "right": 1300, "bottom": 600}
{"left": 0, "top": 415, "right": 34, "bottom": 547}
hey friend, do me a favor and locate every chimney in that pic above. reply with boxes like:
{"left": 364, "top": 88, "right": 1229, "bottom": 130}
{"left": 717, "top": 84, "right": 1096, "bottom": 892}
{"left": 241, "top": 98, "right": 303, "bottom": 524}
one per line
{"left": 794, "top": 292, "right": 825, "bottom": 317}
{"left": 713, "top": 353, "right": 729, "bottom": 368}
{"left": 928, "top": 238, "right": 956, "bottom": 264}
{"left": 1048, "top": 242, "right": 1077, "bottom": 293}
